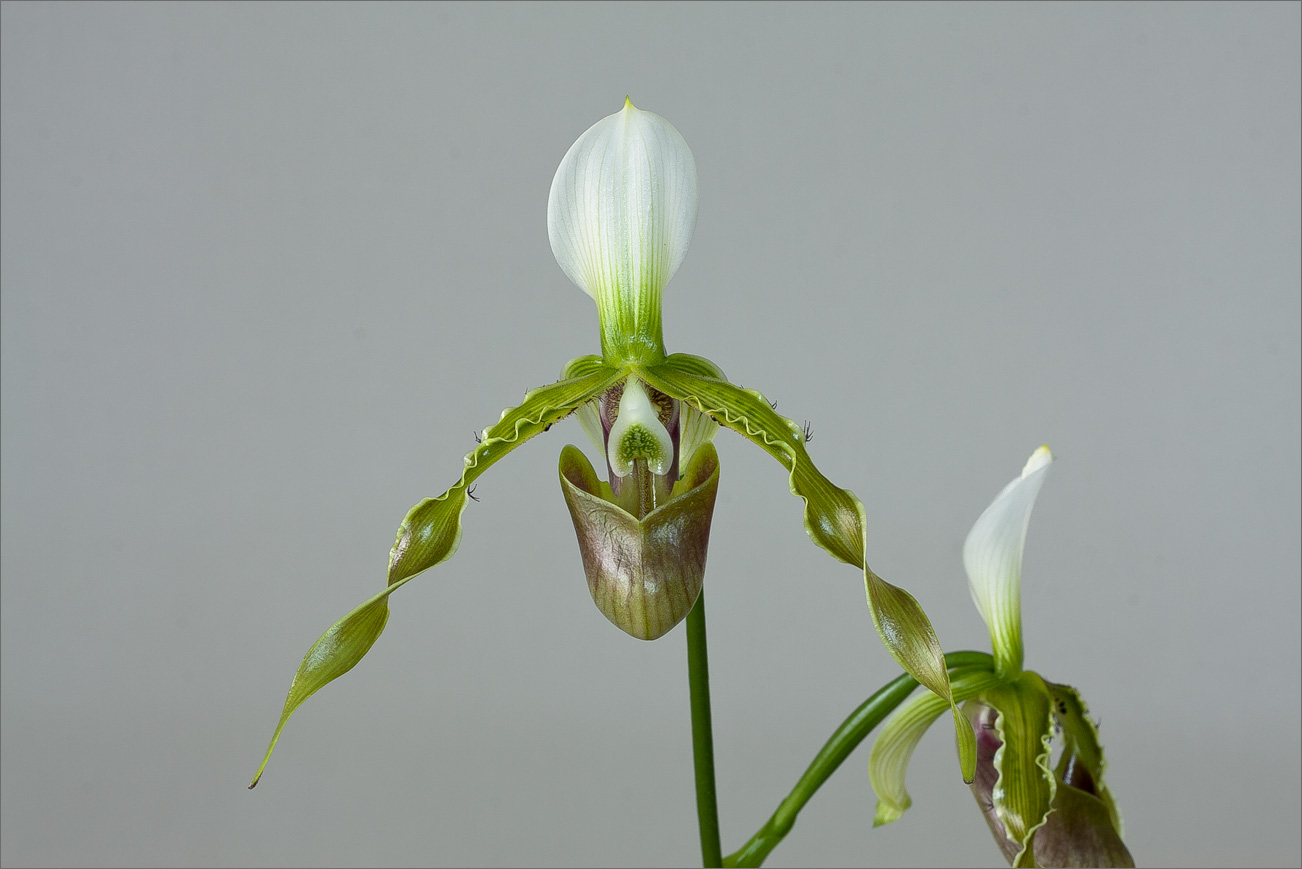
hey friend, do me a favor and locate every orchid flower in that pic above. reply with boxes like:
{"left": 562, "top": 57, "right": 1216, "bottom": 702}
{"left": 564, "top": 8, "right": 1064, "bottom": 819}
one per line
{"left": 867, "top": 447, "right": 1133, "bottom": 868}
{"left": 251, "top": 98, "right": 973, "bottom": 791}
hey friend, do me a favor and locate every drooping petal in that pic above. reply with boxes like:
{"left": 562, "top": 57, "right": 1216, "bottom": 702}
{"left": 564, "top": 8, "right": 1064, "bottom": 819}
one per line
{"left": 547, "top": 98, "right": 698, "bottom": 363}
{"left": 558, "top": 442, "right": 720, "bottom": 640}
{"left": 870, "top": 667, "right": 1001, "bottom": 826}
{"left": 963, "top": 446, "right": 1054, "bottom": 678}
{"left": 871, "top": 691, "right": 949, "bottom": 827}
{"left": 642, "top": 355, "right": 976, "bottom": 781}
{"left": 251, "top": 362, "right": 623, "bottom": 787}
{"left": 388, "top": 362, "right": 623, "bottom": 582}
{"left": 249, "top": 576, "right": 401, "bottom": 789}
{"left": 971, "top": 672, "right": 1057, "bottom": 868}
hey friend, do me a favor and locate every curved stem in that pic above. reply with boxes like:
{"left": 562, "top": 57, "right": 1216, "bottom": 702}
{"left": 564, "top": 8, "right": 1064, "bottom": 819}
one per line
{"left": 687, "top": 590, "right": 722, "bottom": 867}
{"left": 723, "top": 651, "right": 995, "bottom": 868}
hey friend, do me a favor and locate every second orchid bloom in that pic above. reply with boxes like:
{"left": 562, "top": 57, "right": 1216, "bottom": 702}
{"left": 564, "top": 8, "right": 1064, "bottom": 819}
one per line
{"left": 869, "top": 447, "right": 1133, "bottom": 868}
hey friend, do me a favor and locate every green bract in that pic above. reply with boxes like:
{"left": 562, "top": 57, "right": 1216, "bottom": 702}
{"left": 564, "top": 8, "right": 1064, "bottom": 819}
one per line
{"left": 868, "top": 447, "right": 1133, "bottom": 868}
{"left": 251, "top": 98, "right": 972, "bottom": 790}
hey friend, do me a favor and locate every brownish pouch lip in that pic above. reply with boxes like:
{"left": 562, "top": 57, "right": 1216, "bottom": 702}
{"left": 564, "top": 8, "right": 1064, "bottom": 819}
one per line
{"left": 558, "top": 443, "right": 720, "bottom": 640}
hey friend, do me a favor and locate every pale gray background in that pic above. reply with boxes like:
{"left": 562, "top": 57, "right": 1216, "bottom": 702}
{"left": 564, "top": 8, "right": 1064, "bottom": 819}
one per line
{"left": 2, "top": 3, "right": 1298, "bottom": 867}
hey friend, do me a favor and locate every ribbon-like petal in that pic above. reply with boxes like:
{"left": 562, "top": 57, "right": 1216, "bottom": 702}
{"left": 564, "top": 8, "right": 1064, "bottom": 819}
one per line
{"left": 642, "top": 355, "right": 976, "bottom": 781}
{"left": 250, "top": 362, "right": 623, "bottom": 787}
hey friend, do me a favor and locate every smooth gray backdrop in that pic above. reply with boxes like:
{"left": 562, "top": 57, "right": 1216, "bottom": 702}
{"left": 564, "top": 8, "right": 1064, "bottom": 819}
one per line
{"left": 2, "top": 3, "right": 1299, "bottom": 867}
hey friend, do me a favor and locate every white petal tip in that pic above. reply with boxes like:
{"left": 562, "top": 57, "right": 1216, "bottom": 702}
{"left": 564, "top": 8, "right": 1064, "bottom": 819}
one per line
{"left": 1022, "top": 445, "right": 1054, "bottom": 477}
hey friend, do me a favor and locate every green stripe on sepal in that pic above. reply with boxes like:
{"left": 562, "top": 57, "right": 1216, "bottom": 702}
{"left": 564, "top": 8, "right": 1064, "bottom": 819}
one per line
{"left": 251, "top": 364, "right": 622, "bottom": 788}
{"left": 968, "top": 677, "right": 1134, "bottom": 867}
{"left": 657, "top": 352, "right": 727, "bottom": 380}
{"left": 983, "top": 672, "right": 1057, "bottom": 868}
{"left": 642, "top": 358, "right": 975, "bottom": 782}
{"left": 560, "top": 354, "right": 612, "bottom": 381}
{"left": 870, "top": 665, "right": 1002, "bottom": 826}
{"left": 547, "top": 100, "right": 697, "bottom": 366}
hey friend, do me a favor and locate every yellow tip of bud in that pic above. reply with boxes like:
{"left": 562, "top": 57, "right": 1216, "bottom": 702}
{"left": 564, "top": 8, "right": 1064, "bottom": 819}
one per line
{"left": 1022, "top": 444, "right": 1054, "bottom": 477}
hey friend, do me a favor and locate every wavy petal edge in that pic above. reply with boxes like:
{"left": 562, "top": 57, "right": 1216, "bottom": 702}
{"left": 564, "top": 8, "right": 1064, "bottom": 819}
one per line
{"left": 251, "top": 363, "right": 623, "bottom": 787}
{"left": 640, "top": 356, "right": 975, "bottom": 779}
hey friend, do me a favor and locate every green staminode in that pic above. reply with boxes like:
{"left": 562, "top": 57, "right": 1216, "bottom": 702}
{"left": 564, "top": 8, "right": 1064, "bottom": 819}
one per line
{"left": 618, "top": 425, "right": 663, "bottom": 467}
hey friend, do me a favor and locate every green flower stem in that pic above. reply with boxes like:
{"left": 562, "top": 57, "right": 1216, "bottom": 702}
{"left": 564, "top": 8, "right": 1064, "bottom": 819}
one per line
{"left": 723, "top": 651, "right": 995, "bottom": 868}
{"left": 687, "top": 589, "right": 722, "bottom": 868}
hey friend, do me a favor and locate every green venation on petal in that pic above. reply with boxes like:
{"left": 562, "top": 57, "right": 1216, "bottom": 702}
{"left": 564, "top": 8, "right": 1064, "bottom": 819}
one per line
{"left": 645, "top": 354, "right": 725, "bottom": 471}
{"left": 561, "top": 354, "right": 613, "bottom": 381}
{"left": 643, "top": 356, "right": 859, "bottom": 563}
{"left": 985, "top": 672, "right": 1057, "bottom": 868}
{"left": 563, "top": 355, "right": 611, "bottom": 458}
{"left": 547, "top": 102, "right": 698, "bottom": 365}
{"left": 641, "top": 355, "right": 975, "bottom": 780}
{"left": 964, "top": 447, "right": 1053, "bottom": 679}
{"left": 250, "top": 361, "right": 623, "bottom": 788}
{"left": 248, "top": 575, "right": 402, "bottom": 789}
{"left": 654, "top": 351, "right": 727, "bottom": 380}
{"left": 387, "top": 362, "right": 623, "bottom": 585}
{"left": 870, "top": 666, "right": 1001, "bottom": 827}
